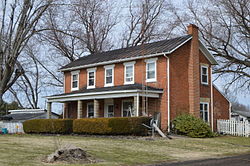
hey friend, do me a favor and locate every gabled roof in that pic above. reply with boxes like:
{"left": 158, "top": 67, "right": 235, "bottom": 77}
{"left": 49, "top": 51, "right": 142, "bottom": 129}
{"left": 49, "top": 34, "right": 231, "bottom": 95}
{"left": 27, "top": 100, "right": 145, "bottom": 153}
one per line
{"left": 60, "top": 35, "right": 192, "bottom": 71}
{"left": 232, "top": 110, "right": 250, "bottom": 118}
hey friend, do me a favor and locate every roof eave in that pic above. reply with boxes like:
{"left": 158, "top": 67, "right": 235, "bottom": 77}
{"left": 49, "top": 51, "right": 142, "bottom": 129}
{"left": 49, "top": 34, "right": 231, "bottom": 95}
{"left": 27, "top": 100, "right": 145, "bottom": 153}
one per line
{"left": 199, "top": 40, "right": 218, "bottom": 65}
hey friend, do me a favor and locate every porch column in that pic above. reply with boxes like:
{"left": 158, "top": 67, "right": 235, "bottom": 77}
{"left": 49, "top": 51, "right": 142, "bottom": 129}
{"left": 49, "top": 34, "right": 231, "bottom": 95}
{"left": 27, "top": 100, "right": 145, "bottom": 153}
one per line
{"left": 134, "top": 93, "right": 140, "bottom": 117}
{"left": 47, "top": 102, "right": 52, "bottom": 119}
{"left": 94, "top": 99, "right": 100, "bottom": 117}
{"left": 77, "top": 100, "right": 83, "bottom": 119}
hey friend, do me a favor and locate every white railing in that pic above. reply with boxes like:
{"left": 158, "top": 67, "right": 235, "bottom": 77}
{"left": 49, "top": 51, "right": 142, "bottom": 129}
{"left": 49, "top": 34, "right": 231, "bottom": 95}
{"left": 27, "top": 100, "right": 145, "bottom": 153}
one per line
{"left": 217, "top": 119, "right": 250, "bottom": 137}
{"left": 1, "top": 122, "right": 24, "bottom": 134}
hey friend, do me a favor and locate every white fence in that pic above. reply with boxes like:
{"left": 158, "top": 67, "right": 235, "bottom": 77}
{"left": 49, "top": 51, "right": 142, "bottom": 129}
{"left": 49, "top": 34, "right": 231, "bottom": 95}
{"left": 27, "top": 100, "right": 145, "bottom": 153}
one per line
{"left": 1, "top": 122, "right": 24, "bottom": 134}
{"left": 217, "top": 119, "right": 250, "bottom": 137}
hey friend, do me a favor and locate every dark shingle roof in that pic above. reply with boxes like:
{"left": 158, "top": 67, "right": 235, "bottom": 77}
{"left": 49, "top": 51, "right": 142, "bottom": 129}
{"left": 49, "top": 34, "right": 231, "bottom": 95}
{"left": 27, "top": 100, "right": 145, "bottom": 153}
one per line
{"left": 61, "top": 35, "right": 192, "bottom": 70}
{"left": 50, "top": 83, "right": 163, "bottom": 97}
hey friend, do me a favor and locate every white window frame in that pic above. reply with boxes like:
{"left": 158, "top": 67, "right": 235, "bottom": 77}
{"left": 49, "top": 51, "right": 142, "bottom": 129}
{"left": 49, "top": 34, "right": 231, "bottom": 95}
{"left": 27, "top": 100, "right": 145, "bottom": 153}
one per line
{"left": 121, "top": 99, "right": 134, "bottom": 117}
{"left": 87, "top": 102, "right": 94, "bottom": 118}
{"left": 71, "top": 70, "right": 80, "bottom": 91}
{"left": 200, "top": 102, "right": 209, "bottom": 123}
{"left": 123, "top": 61, "right": 135, "bottom": 84}
{"left": 87, "top": 68, "right": 96, "bottom": 89}
{"left": 104, "top": 65, "right": 115, "bottom": 87}
{"left": 145, "top": 58, "right": 157, "bottom": 82}
{"left": 201, "top": 65, "right": 209, "bottom": 85}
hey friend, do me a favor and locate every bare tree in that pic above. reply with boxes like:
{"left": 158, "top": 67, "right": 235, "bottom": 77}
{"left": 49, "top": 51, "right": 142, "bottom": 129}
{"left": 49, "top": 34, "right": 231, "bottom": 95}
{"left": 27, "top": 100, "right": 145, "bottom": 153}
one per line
{"left": 71, "top": 0, "right": 118, "bottom": 54}
{"left": 171, "top": 0, "right": 250, "bottom": 91}
{"left": 0, "top": 0, "right": 54, "bottom": 106}
{"left": 121, "top": 0, "right": 167, "bottom": 47}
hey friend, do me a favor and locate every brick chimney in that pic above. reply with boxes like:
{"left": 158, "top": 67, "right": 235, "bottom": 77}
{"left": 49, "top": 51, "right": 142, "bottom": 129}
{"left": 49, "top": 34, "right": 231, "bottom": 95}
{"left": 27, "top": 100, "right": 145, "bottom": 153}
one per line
{"left": 187, "top": 24, "right": 200, "bottom": 117}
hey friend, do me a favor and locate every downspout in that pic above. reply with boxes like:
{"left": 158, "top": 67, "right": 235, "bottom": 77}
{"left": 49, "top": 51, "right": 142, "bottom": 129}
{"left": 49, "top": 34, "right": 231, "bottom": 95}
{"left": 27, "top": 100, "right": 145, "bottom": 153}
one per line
{"left": 164, "top": 54, "right": 171, "bottom": 133}
{"left": 210, "top": 67, "right": 214, "bottom": 132}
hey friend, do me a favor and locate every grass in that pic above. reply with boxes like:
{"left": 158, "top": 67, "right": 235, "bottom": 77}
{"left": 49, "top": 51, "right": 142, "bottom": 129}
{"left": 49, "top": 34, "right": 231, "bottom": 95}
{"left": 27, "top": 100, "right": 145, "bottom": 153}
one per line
{"left": 0, "top": 134, "right": 249, "bottom": 166}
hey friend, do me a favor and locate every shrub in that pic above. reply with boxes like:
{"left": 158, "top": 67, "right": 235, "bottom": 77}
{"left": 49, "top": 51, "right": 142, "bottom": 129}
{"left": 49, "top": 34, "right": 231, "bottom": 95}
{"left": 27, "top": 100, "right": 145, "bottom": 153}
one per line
{"left": 73, "top": 117, "right": 150, "bottom": 135}
{"left": 172, "top": 114, "right": 213, "bottom": 138}
{"left": 23, "top": 119, "right": 73, "bottom": 134}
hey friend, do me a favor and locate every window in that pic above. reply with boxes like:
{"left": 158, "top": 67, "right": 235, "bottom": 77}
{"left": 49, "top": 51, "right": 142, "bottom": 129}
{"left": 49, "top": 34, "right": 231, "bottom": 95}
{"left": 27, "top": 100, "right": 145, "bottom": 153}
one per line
{"left": 145, "top": 58, "right": 157, "bottom": 82}
{"left": 87, "top": 103, "right": 94, "bottom": 118}
{"left": 200, "top": 102, "right": 209, "bottom": 122}
{"left": 104, "top": 65, "right": 114, "bottom": 86}
{"left": 107, "top": 105, "right": 114, "bottom": 117}
{"left": 201, "top": 66, "right": 209, "bottom": 85}
{"left": 122, "top": 100, "right": 134, "bottom": 117}
{"left": 123, "top": 61, "right": 135, "bottom": 84}
{"left": 71, "top": 70, "right": 80, "bottom": 91}
{"left": 87, "top": 68, "right": 96, "bottom": 89}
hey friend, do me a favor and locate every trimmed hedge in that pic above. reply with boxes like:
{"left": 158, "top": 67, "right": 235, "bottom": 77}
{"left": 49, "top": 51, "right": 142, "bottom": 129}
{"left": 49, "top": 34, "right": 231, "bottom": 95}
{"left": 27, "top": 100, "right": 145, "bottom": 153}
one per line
{"left": 172, "top": 114, "right": 213, "bottom": 138}
{"left": 73, "top": 117, "right": 151, "bottom": 135}
{"left": 23, "top": 119, "right": 73, "bottom": 134}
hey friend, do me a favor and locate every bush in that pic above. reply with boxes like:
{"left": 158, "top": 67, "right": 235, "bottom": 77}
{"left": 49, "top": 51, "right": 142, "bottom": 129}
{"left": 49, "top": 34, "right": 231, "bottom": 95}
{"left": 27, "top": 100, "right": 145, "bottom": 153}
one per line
{"left": 73, "top": 117, "right": 150, "bottom": 135}
{"left": 172, "top": 114, "right": 213, "bottom": 138}
{"left": 23, "top": 119, "right": 73, "bottom": 134}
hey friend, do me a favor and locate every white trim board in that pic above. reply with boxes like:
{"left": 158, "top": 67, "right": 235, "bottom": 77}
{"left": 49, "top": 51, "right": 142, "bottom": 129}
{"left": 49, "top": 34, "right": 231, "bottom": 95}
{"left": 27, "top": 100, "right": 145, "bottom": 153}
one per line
{"left": 46, "top": 90, "right": 162, "bottom": 102}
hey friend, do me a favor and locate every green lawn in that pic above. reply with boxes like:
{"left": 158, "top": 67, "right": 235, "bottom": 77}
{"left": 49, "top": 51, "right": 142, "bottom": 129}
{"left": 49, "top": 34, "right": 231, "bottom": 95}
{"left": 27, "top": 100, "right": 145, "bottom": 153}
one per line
{"left": 0, "top": 134, "right": 249, "bottom": 166}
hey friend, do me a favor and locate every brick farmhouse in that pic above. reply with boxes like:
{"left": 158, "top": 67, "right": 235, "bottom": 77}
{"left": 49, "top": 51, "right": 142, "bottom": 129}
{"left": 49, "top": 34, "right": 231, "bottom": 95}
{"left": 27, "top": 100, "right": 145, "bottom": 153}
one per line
{"left": 46, "top": 24, "right": 231, "bottom": 132}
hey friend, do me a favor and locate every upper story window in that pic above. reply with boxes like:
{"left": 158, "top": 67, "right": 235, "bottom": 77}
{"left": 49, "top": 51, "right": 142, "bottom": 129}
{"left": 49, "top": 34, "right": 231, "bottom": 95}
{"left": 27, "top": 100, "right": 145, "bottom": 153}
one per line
{"left": 123, "top": 61, "right": 135, "bottom": 84}
{"left": 200, "top": 102, "right": 209, "bottom": 123}
{"left": 87, "top": 68, "right": 96, "bottom": 89}
{"left": 145, "top": 58, "right": 157, "bottom": 82}
{"left": 201, "top": 65, "right": 209, "bottom": 85}
{"left": 71, "top": 70, "right": 80, "bottom": 91}
{"left": 104, "top": 65, "right": 115, "bottom": 86}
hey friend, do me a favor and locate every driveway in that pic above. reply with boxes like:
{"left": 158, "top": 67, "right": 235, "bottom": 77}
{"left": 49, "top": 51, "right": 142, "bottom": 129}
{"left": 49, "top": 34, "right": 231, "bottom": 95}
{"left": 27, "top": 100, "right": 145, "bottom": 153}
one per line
{"left": 149, "top": 154, "right": 250, "bottom": 166}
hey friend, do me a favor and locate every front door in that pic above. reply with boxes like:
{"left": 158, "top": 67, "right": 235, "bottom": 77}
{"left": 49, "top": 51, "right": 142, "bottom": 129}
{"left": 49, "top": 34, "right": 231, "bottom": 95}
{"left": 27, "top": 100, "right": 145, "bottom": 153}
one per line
{"left": 104, "top": 99, "right": 114, "bottom": 117}
{"left": 122, "top": 100, "right": 134, "bottom": 117}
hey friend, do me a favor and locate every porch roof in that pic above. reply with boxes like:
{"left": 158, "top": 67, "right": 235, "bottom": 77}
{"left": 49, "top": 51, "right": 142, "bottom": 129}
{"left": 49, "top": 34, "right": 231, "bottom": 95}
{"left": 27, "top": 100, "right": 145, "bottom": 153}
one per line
{"left": 46, "top": 84, "right": 163, "bottom": 102}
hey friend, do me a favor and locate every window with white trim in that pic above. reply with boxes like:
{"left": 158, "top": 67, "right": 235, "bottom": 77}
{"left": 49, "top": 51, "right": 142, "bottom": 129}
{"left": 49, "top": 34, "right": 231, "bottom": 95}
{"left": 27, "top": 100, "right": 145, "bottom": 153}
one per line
{"left": 87, "top": 103, "right": 94, "bottom": 118}
{"left": 104, "top": 65, "right": 114, "bottom": 86}
{"left": 201, "top": 66, "right": 209, "bottom": 85}
{"left": 71, "top": 70, "right": 80, "bottom": 91}
{"left": 145, "top": 58, "right": 157, "bottom": 82}
{"left": 200, "top": 102, "right": 209, "bottom": 122}
{"left": 87, "top": 68, "right": 96, "bottom": 89}
{"left": 124, "top": 61, "right": 135, "bottom": 84}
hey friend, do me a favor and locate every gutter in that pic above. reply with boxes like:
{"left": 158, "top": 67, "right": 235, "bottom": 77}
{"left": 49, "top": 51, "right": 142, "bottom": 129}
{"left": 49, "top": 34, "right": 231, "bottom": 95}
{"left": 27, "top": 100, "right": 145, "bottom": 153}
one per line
{"left": 164, "top": 53, "right": 171, "bottom": 133}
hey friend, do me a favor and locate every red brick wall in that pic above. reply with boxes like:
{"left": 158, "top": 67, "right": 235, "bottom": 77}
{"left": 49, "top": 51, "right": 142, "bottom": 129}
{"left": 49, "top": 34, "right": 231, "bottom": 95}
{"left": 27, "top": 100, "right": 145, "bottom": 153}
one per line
{"left": 213, "top": 87, "right": 230, "bottom": 130}
{"left": 169, "top": 41, "right": 190, "bottom": 120}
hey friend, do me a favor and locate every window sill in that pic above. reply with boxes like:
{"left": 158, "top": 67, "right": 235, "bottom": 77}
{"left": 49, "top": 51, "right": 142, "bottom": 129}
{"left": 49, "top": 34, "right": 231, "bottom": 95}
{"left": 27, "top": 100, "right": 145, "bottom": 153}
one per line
{"left": 87, "top": 86, "right": 95, "bottom": 89}
{"left": 146, "top": 79, "right": 157, "bottom": 83}
{"left": 124, "top": 82, "right": 134, "bottom": 85}
{"left": 104, "top": 84, "right": 114, "bottom": 87}
{"left": 201, "top": 82, "right": 209, "bottom": 86}
{"left": 71, "top": 88, "right": 79, "bottom": 91}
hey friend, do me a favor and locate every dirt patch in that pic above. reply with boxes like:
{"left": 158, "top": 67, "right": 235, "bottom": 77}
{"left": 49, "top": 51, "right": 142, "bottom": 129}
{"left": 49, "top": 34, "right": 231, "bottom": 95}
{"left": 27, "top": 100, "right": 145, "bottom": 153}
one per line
{"left": 43, "top": 144, "right": 97, "bottom": 164}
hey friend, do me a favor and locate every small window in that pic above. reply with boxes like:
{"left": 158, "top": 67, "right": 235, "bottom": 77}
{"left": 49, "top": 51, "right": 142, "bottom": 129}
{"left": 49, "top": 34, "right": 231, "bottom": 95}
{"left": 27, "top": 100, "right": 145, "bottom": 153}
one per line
{"left": 87, "top": 103, "right": 94, "bottom": 118}
{"left": 145, "top": 58, "right": 157, "bottom": 82}
{"left": 200, "top": 102, "right": 209, "bottom": 122}
{"left": 104, "top": 65, "right": 114, "bottom": 86}
{"left": 71, "top": 70, "right": 80, "bottom": 91}
{"left": 124, "top": 61, "right": 135, "bottom": 84}
{"left": 201, "top": 66, "right": 209, "bottom": 85}
{"left": 87, "top": 68, "right": 96, "bottom": 89}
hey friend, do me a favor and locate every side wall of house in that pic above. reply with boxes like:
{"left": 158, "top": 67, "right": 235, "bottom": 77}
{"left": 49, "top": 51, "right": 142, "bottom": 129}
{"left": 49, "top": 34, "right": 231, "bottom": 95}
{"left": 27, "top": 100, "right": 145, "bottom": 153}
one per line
{"left": 213, "top": 87, "right": 230, "bottom": 131}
